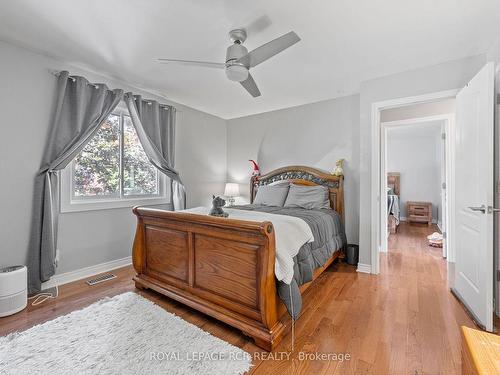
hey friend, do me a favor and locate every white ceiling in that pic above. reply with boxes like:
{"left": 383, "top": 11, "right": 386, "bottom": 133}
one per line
{"left": 0, "top": 0, "right": 499, "bottom": 119}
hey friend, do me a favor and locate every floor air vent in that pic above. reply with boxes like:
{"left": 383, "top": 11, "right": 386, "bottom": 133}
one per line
{"left": 86, "top": 273, "right": 116, "bottom": 286}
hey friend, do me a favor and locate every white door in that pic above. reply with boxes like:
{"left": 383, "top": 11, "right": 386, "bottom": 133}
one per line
{"left": 453, "top": 62, "right": 495, "bottom": 331}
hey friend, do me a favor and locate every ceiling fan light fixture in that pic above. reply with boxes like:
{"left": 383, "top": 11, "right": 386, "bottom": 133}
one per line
{"left": 225, "top": 64, "right": 249, "bottom": 82}
{"left": 156, "top": 29, "right": 300, "bottom": 97}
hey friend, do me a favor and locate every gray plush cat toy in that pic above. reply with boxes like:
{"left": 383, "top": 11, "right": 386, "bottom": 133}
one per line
{"left": 209, "top": 195, "right": 229, "bottom": 217}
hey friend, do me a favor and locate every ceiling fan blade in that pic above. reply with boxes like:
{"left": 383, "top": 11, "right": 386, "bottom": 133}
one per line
{"left": 236, "top": 31, "right": 300, "bottom": 68}
{"left": 240, "top": 73, "right": 261, "bottom": 97}
{"left": 156, "top": 59, "right": 226, "bottom": 69}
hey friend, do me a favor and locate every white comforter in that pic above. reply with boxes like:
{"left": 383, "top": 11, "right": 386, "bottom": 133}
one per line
{"left": 179, "top": 207, "right": 314, "bottom": 284}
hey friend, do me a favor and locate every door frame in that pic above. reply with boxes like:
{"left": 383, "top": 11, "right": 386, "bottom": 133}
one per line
{"left": 440, "top": 120, "right": 448, "bottom": 258}
{"left": 370, "top": 89, "right": 459, "bottom": 274}
{"left": 379, "top": 114, "right": 455, "bottom": 260}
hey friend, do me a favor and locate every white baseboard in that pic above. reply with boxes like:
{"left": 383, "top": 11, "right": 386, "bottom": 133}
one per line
{"left": 42, "top": 256, "right": 132, "bottom": 290}
{"left": 356, "top": 263, "right": 372, "bottom": 274}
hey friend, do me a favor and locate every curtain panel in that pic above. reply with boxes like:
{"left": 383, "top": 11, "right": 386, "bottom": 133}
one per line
{"left": 124, "top": 93, "right": 186, "bottom": 210}
{"left": 28, "top": 71, "right": 123, "bottom": 293}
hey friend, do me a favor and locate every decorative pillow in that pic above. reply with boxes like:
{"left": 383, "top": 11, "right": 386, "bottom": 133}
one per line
{"left": 253, "top": 185, "right": 290, "bottom": 206}
{"left": 284, "top": 184, "right": 330, "bottom": 210}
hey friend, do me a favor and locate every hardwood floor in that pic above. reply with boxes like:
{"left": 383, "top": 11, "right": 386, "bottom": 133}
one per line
{"left": 0, "top": 222, "right": 479, "bottom": 374}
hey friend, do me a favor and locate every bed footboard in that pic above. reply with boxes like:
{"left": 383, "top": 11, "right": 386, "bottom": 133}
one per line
{"left": 131, "top": 206, "right": 285, "bottom": 351}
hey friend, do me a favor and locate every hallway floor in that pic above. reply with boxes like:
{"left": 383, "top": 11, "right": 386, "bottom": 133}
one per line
{"left": 384, "top": 222, "right": 475, "bottom": 374}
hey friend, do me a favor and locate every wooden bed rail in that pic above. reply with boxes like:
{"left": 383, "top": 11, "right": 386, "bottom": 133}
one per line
{"left": 132, "top": 206, "right": 286, "bottom": 350}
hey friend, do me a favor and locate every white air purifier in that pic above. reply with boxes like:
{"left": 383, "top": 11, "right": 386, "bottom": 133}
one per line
{"left": 0, "top": 265, "right": 27, "bottom": 317}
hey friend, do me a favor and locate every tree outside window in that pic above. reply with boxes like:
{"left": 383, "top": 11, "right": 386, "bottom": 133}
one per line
{"left": 72, "top": 112, "right": 159, "bottom": 200}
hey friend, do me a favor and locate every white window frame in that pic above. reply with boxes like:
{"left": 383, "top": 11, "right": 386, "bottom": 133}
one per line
{"left": 60, "top": 107, "right": 169, "bottom": 213}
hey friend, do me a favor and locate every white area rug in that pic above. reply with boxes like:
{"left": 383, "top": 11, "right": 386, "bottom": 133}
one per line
{"left": 0, "top": 292, "right": 251, "bottom": 375}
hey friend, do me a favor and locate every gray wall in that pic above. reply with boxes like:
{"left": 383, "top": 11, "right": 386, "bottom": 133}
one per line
{"left": 226, "top": 95, "right": 360, "bottom": 244}
{"left": 386, "top": 122, "right": 443, "bottom": 223}
{"left": 358, "top": 54, "right": 486, "bottom": 266}
{"left": 0, "top": 40, "right": 227, "bottom": 274}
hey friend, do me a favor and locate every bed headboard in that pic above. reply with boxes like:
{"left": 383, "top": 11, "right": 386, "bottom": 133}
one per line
{"left": 250, "top": 165, "right": 344, "bottom": 224}
{"left": 387, "top": 172, "right": 400, "bottom": 196}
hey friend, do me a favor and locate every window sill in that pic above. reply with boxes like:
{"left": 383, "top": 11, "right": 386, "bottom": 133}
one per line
{"left": 60, "top": 197, "right": 171, "bottom": 213}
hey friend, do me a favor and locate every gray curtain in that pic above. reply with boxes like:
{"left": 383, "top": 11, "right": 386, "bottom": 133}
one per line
{"left": 28, "top": 71, "right": 123, "bottom": 293}
{"left": 124, "top": 93, "right": 186, "bottom": 210}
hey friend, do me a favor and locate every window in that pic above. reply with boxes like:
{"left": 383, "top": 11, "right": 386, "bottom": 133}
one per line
{"left": 61, "top": 109, "right": 168, "bottom": 212}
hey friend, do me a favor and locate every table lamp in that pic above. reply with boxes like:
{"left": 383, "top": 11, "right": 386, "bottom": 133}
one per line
{"left": 224, "top": 183, "right": 239, "bottom": 206}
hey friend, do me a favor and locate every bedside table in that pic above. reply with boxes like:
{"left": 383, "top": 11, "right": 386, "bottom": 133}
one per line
{"left": 406, "top": 201, "right": 432, "bottom": 226}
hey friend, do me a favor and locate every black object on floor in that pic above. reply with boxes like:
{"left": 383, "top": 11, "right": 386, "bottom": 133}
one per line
{"left": 346, "top": 244, "right": 359, "bottom": 266}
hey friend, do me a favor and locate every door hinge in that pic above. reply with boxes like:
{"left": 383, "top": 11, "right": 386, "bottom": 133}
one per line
{"left": 497, "top": 270, "right": 500, "bottom": 282}
{"left": 441, "top": 133, "right": 446, "bottom": 140}
{"left": 442, "top": 182, "right": 446, "bottom": 189}
{"left": 442, "top": 232, "right": 447, "bottom": 239}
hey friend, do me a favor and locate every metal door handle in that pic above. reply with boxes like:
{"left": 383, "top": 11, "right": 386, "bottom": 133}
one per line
{"left": 488, "top": 206, "right": 500, "bottom": 213}
{"left": 469, "top": 205, "right": 486, "bottom": 213}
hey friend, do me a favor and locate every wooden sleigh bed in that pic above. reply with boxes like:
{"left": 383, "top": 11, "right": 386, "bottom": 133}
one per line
{"left": 131, "top": 166, "right": 345, "bottom": 351}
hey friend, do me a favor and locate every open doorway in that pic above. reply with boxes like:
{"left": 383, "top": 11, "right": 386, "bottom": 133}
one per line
{"left": 384, "top": 119, "right": 448, "bottom": 259}
{"left": 370, "top": 91, "right": 458, "bottom": 277}
{"left": 370, "top": 63, "right": 496, "bottom": 333}
{"left": 379, "top": 99, "right": 455, "bottom": 260}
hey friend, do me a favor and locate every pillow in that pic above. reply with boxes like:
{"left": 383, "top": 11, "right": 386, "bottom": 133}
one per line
{"left": 253, "top": 185, "right": 289, "bottom": 206}
{"left": 268, "top": 179, "right": 290, "bottom": 187}
{"left": 284, "top": 184, "right": 330, "bottom": 210}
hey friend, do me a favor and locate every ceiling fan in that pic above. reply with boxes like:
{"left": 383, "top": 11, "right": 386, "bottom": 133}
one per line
{"left": 157, "top": 29, "right": 301, "bottom": 97}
